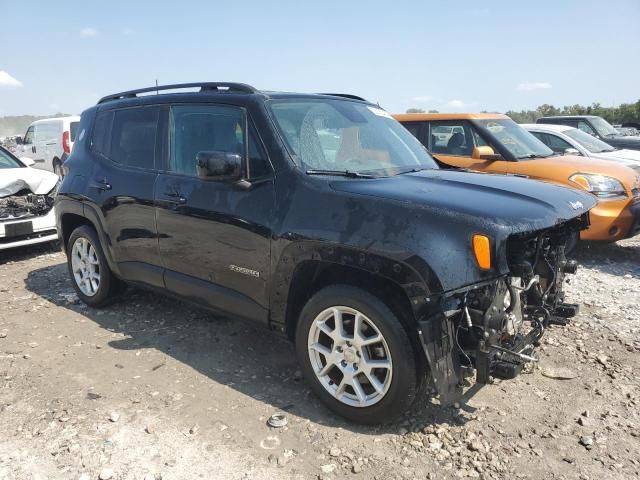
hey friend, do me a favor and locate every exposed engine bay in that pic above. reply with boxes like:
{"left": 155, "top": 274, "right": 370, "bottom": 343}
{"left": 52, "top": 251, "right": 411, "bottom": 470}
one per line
{"left": 0, "top": 188, "right": 55, "bottom": 221}
{"left": 422, "top": 214, "right": 589, "bottom": 404}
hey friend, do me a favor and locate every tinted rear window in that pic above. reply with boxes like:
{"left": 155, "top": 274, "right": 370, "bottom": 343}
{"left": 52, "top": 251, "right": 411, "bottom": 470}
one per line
{"left": 70, "top": 122, "right": 80, "bottom": 141}
{"left": 110, "top": 107, "right": 159, "bottom": 169}
{"left": 91, "top": 111, "right": 114, "bottom": 157}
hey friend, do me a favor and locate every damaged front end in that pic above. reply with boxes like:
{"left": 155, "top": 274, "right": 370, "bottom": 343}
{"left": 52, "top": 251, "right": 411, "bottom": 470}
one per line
{"left": 419, "top": 214, "right": 589, "bottom": 405}
{"left": 0, "top": 189, "right": 56, "bottom": 221}
{"left": 0, "top": 164, "right": 60, "bottom": 249}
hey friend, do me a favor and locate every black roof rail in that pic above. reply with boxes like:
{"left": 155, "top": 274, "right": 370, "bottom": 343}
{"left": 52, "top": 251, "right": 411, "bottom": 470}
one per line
{"left": 318, "top": 93, "right": 368, "bottom": 102}
{"left": 98, "top": 82, "right": 258, "bottom": 104}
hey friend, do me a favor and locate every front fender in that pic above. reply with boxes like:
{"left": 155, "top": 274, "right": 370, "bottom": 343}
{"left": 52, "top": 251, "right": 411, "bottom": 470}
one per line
{"left": 269, "top": 240, "right": 444, "bottom": 332}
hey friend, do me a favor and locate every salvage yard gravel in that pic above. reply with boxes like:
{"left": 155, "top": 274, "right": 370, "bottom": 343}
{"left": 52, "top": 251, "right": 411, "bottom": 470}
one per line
{"left": 1, "top": 238, "right": 639, "bottom": 479}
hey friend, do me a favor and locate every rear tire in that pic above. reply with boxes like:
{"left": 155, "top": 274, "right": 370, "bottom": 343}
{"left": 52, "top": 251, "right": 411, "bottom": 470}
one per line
{"left": 295, "top": 285, "right": 422, "bottom": 424}
{"left": 66, "top": 225, "right": 121, "bottom": 307}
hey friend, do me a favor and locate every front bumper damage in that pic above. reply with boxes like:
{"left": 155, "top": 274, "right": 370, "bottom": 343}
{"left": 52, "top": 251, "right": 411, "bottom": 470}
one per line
{"left": 0, "top": 188, "right": 58, "bottom": 250}
{"left": 418, "top": 215, "right": 588, "bottom": 405}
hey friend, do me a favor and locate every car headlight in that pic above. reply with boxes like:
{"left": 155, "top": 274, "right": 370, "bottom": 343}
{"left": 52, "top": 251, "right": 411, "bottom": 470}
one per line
{"left": 569, "top": 173, "right": 627, "bottom": 198}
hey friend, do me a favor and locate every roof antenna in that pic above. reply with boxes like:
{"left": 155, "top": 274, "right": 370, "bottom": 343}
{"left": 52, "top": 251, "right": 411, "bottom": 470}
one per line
{"left": 155, "top": 79, "right": 159, "bottom": 95}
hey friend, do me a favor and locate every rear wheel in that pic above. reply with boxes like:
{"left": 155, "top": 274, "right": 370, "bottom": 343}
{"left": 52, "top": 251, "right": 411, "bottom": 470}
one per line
{"left": 66, "top": 225, "right": 121, "bottom": 307}
{"left": 295, "top": 285, "right": 422, "bottom": 424}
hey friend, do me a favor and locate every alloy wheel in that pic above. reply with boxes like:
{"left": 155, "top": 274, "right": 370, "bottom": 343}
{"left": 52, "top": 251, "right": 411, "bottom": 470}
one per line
{"left": 71, "top": 237, "right": 100, "bottom": 296}
{"left": 307, "top": 306, "right": 393, "bottom": 407}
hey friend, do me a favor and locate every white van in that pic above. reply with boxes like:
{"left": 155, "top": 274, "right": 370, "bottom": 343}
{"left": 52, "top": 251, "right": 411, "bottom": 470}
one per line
{"left": 18, "top": 116, "right": 81, "bottom": 176}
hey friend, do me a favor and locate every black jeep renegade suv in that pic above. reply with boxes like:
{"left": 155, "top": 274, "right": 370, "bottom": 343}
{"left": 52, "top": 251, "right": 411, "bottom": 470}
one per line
{"left": 55, "top": 82, "right": 596, "bottom": 423}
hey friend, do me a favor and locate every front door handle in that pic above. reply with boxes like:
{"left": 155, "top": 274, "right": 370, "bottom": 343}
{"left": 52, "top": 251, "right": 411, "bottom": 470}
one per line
{"left": 32, "top": 146, "right": 36, "bottom": 153}
{"left": 90, "top": 178, "right": 112, "bottom": 191}
{"left": 162, "top": 191, "right": 186, "bottom": 204}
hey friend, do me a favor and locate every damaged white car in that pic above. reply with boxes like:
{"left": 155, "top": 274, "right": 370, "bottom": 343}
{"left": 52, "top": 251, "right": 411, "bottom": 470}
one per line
{"left": 0, "top": 146, "right": 59, "bottom": 250}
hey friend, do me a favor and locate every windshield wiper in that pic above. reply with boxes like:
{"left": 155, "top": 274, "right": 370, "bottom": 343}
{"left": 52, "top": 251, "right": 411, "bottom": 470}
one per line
{"left": 517, "top": 153, "right": 549, "bottom": 159}
{"left": 395, "top": 167, "right": 426, "bottom": 175}
{"left": 306, "top": 169, "right": 376, "bottom": 178}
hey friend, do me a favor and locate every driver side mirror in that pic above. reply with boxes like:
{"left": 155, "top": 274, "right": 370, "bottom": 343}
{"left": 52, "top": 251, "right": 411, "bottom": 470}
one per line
{"left": 564, "top": 148, "right": 581, "bottom": 156}
{"left": 472, "top": 146, "right": 501, "bottom": 160}
{"left": 15, "top": 137, "right": 23, "bottom": 145}
{"left": 20, "top": 157, "right": 35, "bottom": 167}
{"left": 196, "top": 151, "right": 242, "bottom": 182}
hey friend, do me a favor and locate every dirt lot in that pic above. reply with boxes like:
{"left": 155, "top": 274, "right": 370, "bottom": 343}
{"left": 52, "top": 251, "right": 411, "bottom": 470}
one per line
{"left": 1, "top": 238, "right": 639, "bottom": 480}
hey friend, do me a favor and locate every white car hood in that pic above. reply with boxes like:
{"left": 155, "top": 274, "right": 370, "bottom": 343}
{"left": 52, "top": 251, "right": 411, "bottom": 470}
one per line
{"left": 0, "top": 167, "right": 59, "bottom": 197}
{"left": 595, "top": 149, "right": 640, "bottom": 164}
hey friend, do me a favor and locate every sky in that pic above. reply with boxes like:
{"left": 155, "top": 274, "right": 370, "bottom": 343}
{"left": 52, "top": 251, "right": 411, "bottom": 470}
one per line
{"left": 1, "top": 0, "right": 639, "bottom": 116}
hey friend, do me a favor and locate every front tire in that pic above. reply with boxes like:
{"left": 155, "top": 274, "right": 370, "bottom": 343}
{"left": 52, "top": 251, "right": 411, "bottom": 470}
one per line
{"left": 66, "top": 225, "right": 121, "bottom": 307}
{"left": 295, "top": 285, "right": 422, "bottom": 424}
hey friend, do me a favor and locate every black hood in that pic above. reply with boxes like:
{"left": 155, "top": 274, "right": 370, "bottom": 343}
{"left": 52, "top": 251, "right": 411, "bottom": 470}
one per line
{"left": 330, "top": 169, "right": 596, "bottom": 236}
{"left": 605, "top": 135, "right": 640, "bottom": 150}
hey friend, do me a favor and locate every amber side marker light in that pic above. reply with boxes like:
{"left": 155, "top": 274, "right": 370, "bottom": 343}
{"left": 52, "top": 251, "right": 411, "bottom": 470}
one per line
{"left": 472, "top": 234, "right": 492, "bottom": 270}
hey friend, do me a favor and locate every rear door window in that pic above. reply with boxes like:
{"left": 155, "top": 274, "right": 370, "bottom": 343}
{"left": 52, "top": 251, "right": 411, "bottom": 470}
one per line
{"left": 110, "top": 107, "right": 160, "bottom": 169}
{"left": 429, "top": 121, "right": 474, "bottom": 156}
{"left": 91, "top": 111, "right": 114, "bottom": 157}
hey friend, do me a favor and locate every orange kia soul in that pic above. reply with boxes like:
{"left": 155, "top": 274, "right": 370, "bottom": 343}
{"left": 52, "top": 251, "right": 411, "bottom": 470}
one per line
{"left": 394, "top": 113, "right": 640, "bottom": 242}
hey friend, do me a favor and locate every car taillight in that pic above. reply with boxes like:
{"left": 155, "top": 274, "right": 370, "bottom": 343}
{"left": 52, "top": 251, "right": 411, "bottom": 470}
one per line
{"left": 63, "top": 131, "right": 70, "bottom": 154}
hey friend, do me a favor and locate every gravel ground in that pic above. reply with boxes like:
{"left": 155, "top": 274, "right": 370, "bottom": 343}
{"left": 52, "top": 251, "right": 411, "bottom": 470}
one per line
{"left": 0, "top": 238, "right": 638, "bottom": 480}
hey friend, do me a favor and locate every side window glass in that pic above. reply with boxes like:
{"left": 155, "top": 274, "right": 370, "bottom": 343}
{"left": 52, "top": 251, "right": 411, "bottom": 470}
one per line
{"left": 402, "top": 122, "right": 423, "bottom": 141}
{"left": 544, "top": 133, "right": 573, "bottom": 153}
{"left": 170, "top": 105, "right": 244, "bottom": 176}
{"left": 430, "top": 122, "right": 472, "bottom": 156}
{"left": 577, "top": 121, "right": 596, "bottom": 136}
{"left": 471, "top": 128, "right": 489, "bottom": 147}
{"left": 111, "top": 107, "right": 159, "bottom": 169}
{"left": 248, "top": 127, "right": 271, "bottom": 179}
{"left": 91, "top": 111, "right": 114, "bottom": 158}
{"left": 36, "top": 124, "right": 58, "bottom": 144}
{"left": 23, "top": 127, "right": 34, "bottom": 145}
{"left": 530, "top": 131, "right": 548, "bottom": 145}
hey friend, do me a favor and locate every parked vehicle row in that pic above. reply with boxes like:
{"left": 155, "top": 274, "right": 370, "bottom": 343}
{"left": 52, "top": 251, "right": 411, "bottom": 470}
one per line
{"left": 394, "top": 113, "right": 640, "bottom": 243}
{"left": 536, "top": 115, "right": 640, "bottom": 151}
{"left": 51, "top": 82, "right": 601, "bottom": 423}
{"left": 523, "top": 123, "right": 640, "bottom": 168}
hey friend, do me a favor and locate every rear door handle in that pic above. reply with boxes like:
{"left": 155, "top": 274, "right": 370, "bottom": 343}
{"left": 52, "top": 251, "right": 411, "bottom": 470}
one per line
{"left": 90, "top": 178, "right": 112, "bottom": 191}
{"left": 162, "top": 191, "right": 186, "bottom": 204}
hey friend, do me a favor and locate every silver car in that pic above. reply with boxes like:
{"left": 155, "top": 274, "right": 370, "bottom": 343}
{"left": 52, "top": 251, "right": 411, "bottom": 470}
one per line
{"left": 522, "top": 123, "right": 640, "bottom": 170}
